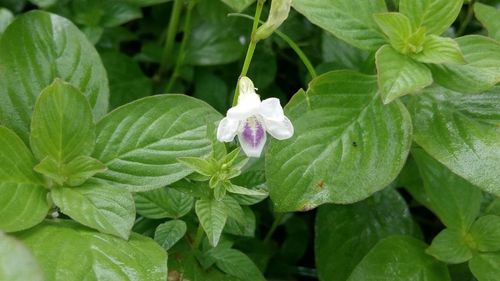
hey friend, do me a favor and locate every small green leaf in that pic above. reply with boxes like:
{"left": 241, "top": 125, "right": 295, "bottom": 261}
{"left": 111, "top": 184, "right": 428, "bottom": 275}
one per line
{"left": 0, "top": 232, "right": 43, "bottom": 281}
{"left": 226, "top": 184, "right": 268, "bottom": 196}
{"left": 154, "top": 220, "right": 187, "bottom": 251}
{"left": 51, "top": 180, "right": 135, "bottom": 239}
{"left": 134, "top": 187, "right": 194, "bottom": 219}
{"left": 373, "top": 12, "right": 413, "bottom": 53}
{"left": 399, "top": 0, "right": 463, "bottom": 35}
{"left": 474, "top": 3, "right": 500, "bottom": 41}
{"left": 412, "top": 35, "right": 465, "bottom": 64}
{"left": 469, "top": 215, "right": 500, "bottom": 252}
{"left": 210, "top": 248, "right": 266, "bottom": 281}
{"left": 376, "top": 45, "right": 433, "bottom": 104}
{"left": 0, "top": 127, "right": 49, "bottom": 232}
{"left": 426, "top": 229, "right": 473, "bottom": 264}
{"left": 347, "top": 236, "right": 451, "bottom": 281}
{"left": 469, "top": 252, "right": 500, "bottom": 281}
{"left": 34, "top": 156, "right": 106, "bottom": 187}
{"left": 213, "top": 183, "right": 226, "bottom": 201}
{"left": 177, "top": 157, "right": 216, "bottom": 176}
{"left": 195, "top": 199, "right": 228, "bottom": 247}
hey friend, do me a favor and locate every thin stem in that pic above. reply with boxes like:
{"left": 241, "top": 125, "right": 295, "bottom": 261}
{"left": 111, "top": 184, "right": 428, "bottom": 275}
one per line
{"left": 457, "top": 0, "right": 476, "bottom": 36}
{"left": 160, "top": 0, "right": 183, "bottom": 75}
{"left": 191, "top": 224, "right": 204, "bottom": 250}
{"left": 264, "top": 212, "right": 284, "bottom": 243}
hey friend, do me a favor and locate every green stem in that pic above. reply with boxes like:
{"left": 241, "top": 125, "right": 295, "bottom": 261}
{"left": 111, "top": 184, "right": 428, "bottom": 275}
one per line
{"left": 191, "top": 224, "right": 204, "bottom": 250}
{"left": 456, "top": 0, "right": 476, "bottom": 36}
{"left": 165, "top": 0, "right": 196, "bottom": 93}
{"left": 264, "top": 212, "right": 284, "bottom": 243}
{"left": 232, "top": 0, "right": 265, "bottom": 106}
{"left": 160, "top": 0, "right": 183, "bottom": 75}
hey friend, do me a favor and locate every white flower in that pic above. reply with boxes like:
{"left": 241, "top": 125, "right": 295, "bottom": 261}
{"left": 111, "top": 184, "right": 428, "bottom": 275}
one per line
{"left": 217, "top": 76, "right": 294, "bottom": 157}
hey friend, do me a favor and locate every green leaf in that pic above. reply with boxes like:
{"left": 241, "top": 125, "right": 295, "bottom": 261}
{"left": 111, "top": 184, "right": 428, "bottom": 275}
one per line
{"left": 429, "top": 35, "right": 500, "bottom": 93}
{"left": 30, "top": 79, "right": 95, "bottom": 163}
{"left": 347, "top": 236, "right": 451, "bottom": 281}
{"left": 222, "top": 196, "right": 245, "bottom": 225}
{"left": 412, "top": 35, "right": 465, "bottom": 64}
{"left": 0, "top": 8, "right": 13, "bottom": 37}
{"left": 267, "top": 71, "right": 412, "bottom": 211}
{"left": 316, "top": 188, "right": 417, "bottom": 281}
{"left": 134, "top": 187, "right": 194, "bottom": 219}
{"left": 373, "top": 12, "right": 413, "bottom": 53}
{"left": 220, "top": 0, "right": 255, "bottom": 12}
{"left": 399, "top": 0, "right": 463, "bottom": 35}
{"left": 29, "top": 0, "right": 57, "bottom": 7}
{"left": 224, "top": 205, "right": 256, "bottom": 237}
{"left": 226, "top": 184, "right": 268, "bottom": 196}
{"left": 469, "top": 252, "right": 500, "bottom": 281}
{"left": 376, "top": 45, "right": 433, "bottom": 104}
{"left": 154, "top": 220, "right": 187, "bottom": 251}
{"left": 0, "top": 232, "right": 43, "bottom": 281}
{"left": 92, "top": 95, "right": 221, "bottom": 191}
{"left": 292, "top": 0, "right": 387, "bottom": 50}
{"left": 17, "top": 220, "right": 168, "bottom": 281}
{"left": 0, "top": 127, "right": 49, "bottom": 232}
{"left": 51, "top": 180, "right": 135, "bottom": 239}
{"left": 0, "top": 11, "right": 109, "bottom": 143}
{"left": 426, "top": 229, "right": 473, "bottom": 264}
{"left": 210, "top": 248, "right": 266, "bottom": 281}
{"left": 72, "top": 0, "right": 142, "bottom": 28}
{"left": 469, "top": 215, "right": 500, "bottom": 252}
{"left": 409, "top": 85, "right": 500, "bottom": 196}
{"left": 34, "top": 156, "right": 106, "bottom": 187}
{"left": 195, "top": 199, "right": 227, "bottom": 247}
{"left": 474, "top": 3, "right": 500, "bottom": 41}
{"left": 177, "top": 157, "right": 216, "bottom": 176}
{"left": 412, "top": 148, "right": 482, "bottom": 230}
{"left": 321, "top": 32, "right": 370, "bottom": 71}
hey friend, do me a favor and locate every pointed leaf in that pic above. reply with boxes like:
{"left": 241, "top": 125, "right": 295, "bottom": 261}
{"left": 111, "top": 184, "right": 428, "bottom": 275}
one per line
{"left": 399, "top": 0, "right": 463, "bottom": 35}
{"left": 373, "top": 12, "right": 413, "bottom": 53}
{"left": 154, "top": 220, "right": 187, "bottom": 251}
{"left": 469, "top": 252, "right": 500, "bottom": 281}
{"left": 195, "top": 199, "right": 227, "bottom": 247}
{"left": 474, "top": 3, "right": 500, "bottom": 41}
{"left": 224, "top": 205, "right": 256, "bottom": 237}
{"left": 134, "top": 187, "right": 194, "bottom": 219}
{"left": 469, "top": 215, "right": 500, "bottom": 252}
{"left": 426, "top": 229, "right": 473, "bottom": 264}
{"left": 177, "top": 157, "right": 216, "bottom": 176}
{"left": 226, "top": 184, "right": 268, "bottom": 196}
{"left": 34, "top": 156, "right": 106, "bottom": 187}
{"left": 412, "top": 35, "right": 465, "bottom": 64}
{"left": 210, "top": 248, "right": 266, "bottom": 281}
{"left": 0, "top": 232, "right": 43, "bottom": 281}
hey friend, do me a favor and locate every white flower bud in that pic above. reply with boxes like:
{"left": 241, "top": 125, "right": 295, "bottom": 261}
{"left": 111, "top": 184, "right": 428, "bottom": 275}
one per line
{"left": 255, "top": 0, "right": 292, "bottom": 41}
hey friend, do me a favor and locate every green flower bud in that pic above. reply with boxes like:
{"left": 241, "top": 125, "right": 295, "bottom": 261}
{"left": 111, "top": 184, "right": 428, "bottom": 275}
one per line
{"left": 255, "top": 0, "right": 292, "bottom": 41}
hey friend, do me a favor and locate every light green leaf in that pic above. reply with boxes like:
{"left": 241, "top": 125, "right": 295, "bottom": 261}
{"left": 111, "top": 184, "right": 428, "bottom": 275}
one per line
{"left": 292, "top": 0, "right": 387, "bottom": 50}
{"left": 474, "top": 3, "right": 500, "bottom": 41}
{"left": 267, "top": 71, "right": 412, "bottom": 211}
{"left": 177, "top": 157, "right": 216, "bottom": 176}
{"left": 412, "top": 35, "right": 465, "bottom": 64}
{"left": 347, "top": 236, "right": 450, "bottom": 281}
{"left": 0, "top": 232, "right": 44, "bottom": 281}
{"left": 0, "top": 8, "right": 13, "bottom": 37}
{"left": 34, "top": 156, "right": 106, "bottom": 187}
{"left": 0, "top": 11, "right": 109, "bottom": 143}
{"left": 399, "top": 0, "right": 463, "bottom": 35}
{"left": 0, "top": 127, "right": 49, "bottom": 232}
{"left": 220, "top": 0, "right": 255, "bottom": 12}
{"left": 412, "top": 148, "right": 482, "bottom": 230}
{"left": 30, "top": 80, "right": 95, "bottom": 163}
{"left": 51, "top": 180, "right": 135, "bottom": 239}
{"left": 17, "top": 220, "right": 168, "bottom": 281}
{"left": 376, "top": 45, "right": 433, "bottom": 104}
{"left": 210, "top": 248, "right": 266, "bottom": 281}
{"left": 469, "top": 215, "right": 500, "bottom": 252}
{"left": 92, "top": 95, "right": 221, "bottom": 191}
{"left": 226, "top": 184, "right": 268, "bottom": 196}
{"left": 409, "top": 85, "right": 500, "bottom": 196}
{"left": 429, "top": 35, "right": 500, "bottom": 93}
{"left": 469, "top": 252, "right": 500, "bottom": 281}
{"left": 195, "top": 199, "right": 227, "bottom": 247}
{"left": 154, "top": 220, "right": 187, "bottom": 251}
{"left": 134, "top": 187, "right": 194, "bottom": 219}
{"left": 426, "top": 229, "right": 473, "bottom": 264}
{"left": 373, "top": 12, "right": 413, "bottom": 53}
{"left": 316, "top": 188, "right": 417, "bottom": 281}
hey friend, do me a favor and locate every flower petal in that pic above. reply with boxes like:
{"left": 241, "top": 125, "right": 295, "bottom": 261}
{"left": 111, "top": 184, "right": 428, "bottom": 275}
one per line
{"left": 217, "top": 117, "right": 239, "bottom": 142}
{"left": 259, "top": 98, "right": 285, "bottom": 120}
{"left": 238, "top": 117, "right": 267, "bottom": 157}
{"left": 264, "top": 116, "right": 294, "bottom": 140}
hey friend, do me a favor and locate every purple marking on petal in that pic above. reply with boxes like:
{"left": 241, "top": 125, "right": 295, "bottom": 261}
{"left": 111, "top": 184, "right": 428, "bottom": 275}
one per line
{"left": 242, "top": 117, "right": 265, "bottom": 148}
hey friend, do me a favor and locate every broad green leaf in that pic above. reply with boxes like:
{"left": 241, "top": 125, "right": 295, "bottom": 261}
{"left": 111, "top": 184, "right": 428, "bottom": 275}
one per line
{"left": 412, "top": 148, "right": 482, "bottom": 230}
{"left": 316, "top": 188, "right": 417, "bottom": 281}
{"left": 0, "top": 8, "right": 13, "bottom": 36}
{"left": 292, "top": 0, "right": 387, "bottom": 50}
{"left": 0, "top": 127, "right": 49, "bottom": 232}
{"left": 72, "top": 0, "right": 142, "bottom": 28}
{"left": 0, "top": 11, "right": 109, "bottom": 143}
{"left": 224, "top": 205, "right": 256, "bottom": 237}
{"left": 221, "top": 0, "right": 255, "bottom": 12}
{"left": 92, "top": 95, "right": 221, "bottom": 191}
{"left": 469, "top": 215, "right": 500, "bottom": 252}
{"left": 195, "top": 199, "right": 227, "bottom": 247}
{"left": 30, "top": 80, "right": 95, "bottom": 163}
{"left": 267, "top": 71, "right": 412, "bottom": 211}
{"left": 429, "top": 35, "right": 500, "bottom": 93}
{"left": 412, "top": 35, "right": 465, "bottom": 64}
{"left": 409, "top": 85, "right": 500, "bottom": 196}
{"left": 399, "top": 0, "right": 463, "bottom": 35}
{"left": 376, "top": 45, "right": 433, "bottom": 104}
{"left": 154, "top": 220, "right": 187, "bottom": 251}
{"left": 134, "top": 187, "right": 194, "bottom": 219}
{"left": 469, "top": 252, "right": 500, "bottom": 281}
{"left": 373, "top": 12, "right": 412, "bottom": 53}
{"left": 17, "top": 220, "right": 168, "bottom": 281}
{"left": 426, "top": 229, "right": 473, "bottom": 264}
{"left": 35, "top": 155, "right": 106, "bottom": 187}
{"left": 101, "top": 51, "right": 151, "bottom": 109}
{"left": 210, "top": 248, "right": 266, "bottom": 281}
{"left": 347, "top": 236, "right": 450, "bottom": 281}
{"left": 474, "top": 3, "right": 500, "bottom": 41}
{"left": 51, "top": 180, "right": 135, "bottom": 239}
{"left": 0, "top": 232, "right": 43, "bottom": 281}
